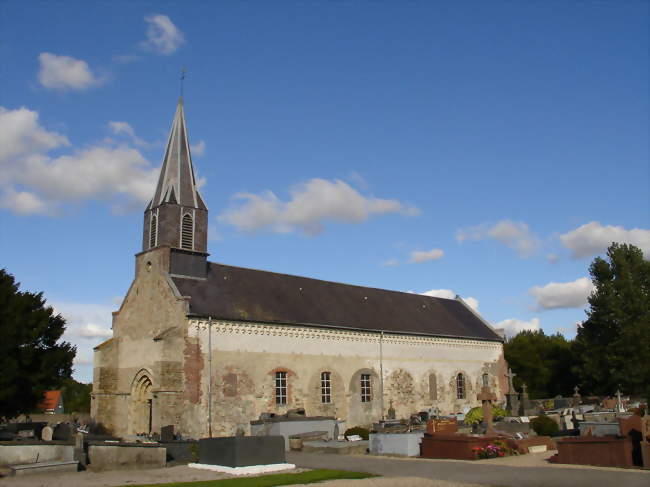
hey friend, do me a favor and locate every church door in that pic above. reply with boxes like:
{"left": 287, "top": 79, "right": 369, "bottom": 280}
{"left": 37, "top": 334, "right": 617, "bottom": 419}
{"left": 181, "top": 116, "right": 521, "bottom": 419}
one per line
{"left": 130, "top": 372, "right": 154, "bottom": 435}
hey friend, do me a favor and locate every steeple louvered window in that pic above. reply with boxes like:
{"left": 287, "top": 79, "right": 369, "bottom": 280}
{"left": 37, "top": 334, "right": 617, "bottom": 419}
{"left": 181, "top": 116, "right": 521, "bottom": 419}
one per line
{"left": 149, "top": 214, "right": 158, "bottom": 249}
{"left": 181, "top": 213, "right": 194, "bottom": 250}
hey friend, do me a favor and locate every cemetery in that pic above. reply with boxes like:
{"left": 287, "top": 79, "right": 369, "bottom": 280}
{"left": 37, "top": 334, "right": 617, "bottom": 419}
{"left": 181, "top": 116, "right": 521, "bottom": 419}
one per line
{"left": 1, "top": 366, "right": 649, "bottom": 487}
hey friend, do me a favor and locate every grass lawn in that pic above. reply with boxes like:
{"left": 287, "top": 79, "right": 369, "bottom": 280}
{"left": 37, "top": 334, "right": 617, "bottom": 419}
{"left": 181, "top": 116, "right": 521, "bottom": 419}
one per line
{"left": 122, "top": 468, "right": 377, "bottom": 487}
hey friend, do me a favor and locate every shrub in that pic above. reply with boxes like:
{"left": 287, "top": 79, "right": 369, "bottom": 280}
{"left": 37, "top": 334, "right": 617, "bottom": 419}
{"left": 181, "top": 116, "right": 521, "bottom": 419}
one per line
{"left": 464, "top": 405, "right": 508, "bottom": 425}
{"left": 530, "top": 415, "right": 559, "bottom": 436}
{"left": 344, "top": 426, "right": 370, "bottom": 440}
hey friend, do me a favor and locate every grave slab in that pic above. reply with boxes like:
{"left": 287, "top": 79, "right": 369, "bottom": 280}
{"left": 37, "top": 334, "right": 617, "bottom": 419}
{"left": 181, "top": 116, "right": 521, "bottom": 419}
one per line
{"left": 369, "top": 432, "right": 424, "bottom": 457}
{"left": 198, "top": 436, "right": 285, "bottom": 467}
{"left": 11, "top": 460, "right": 78, "bottom": 476}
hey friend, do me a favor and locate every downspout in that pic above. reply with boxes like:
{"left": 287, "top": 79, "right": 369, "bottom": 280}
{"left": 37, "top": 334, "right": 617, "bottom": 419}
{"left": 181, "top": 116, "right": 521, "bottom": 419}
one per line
{"left": 208, "top": 316, "right": 213, "bottom": 438}
{"left": 380, "top": 330, "right": 385, "bottom": 420}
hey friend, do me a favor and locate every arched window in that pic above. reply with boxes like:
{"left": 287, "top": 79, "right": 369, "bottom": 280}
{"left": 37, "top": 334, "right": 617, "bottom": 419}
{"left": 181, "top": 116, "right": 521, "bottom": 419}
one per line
{"left": 482, "top": 373, "right": 489, "bottom": 388}
{"left": 149, "top": 214, "right": 158, "bottom": 249}
{"left": 181, "top": 213, "right": 193, "bottom": 250}
{"left": 275, "top": 371, "right": 287, "bottom": 405}
{"left": 429, "top": 373, "right": 437, "bottom": 401}
{"left": 361, "top": 374, "right": 372, "bottom": 402}
{"left": 321, "top": 371, "right": 331, "bottom": 404}
{"left": 456, "top": 373, "right": 466, "bottom": 399}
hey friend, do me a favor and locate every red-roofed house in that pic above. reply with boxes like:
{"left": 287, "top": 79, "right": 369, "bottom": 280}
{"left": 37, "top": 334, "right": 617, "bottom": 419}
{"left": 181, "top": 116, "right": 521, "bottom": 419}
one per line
{"left": 39, "top": 390, "right": 64, "bottom": 414}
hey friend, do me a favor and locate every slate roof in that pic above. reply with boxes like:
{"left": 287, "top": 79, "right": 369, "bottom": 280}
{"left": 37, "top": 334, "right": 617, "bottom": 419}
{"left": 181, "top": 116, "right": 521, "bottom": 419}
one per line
{"left": 171, "top": 262, "right": 502, "bottom": 342}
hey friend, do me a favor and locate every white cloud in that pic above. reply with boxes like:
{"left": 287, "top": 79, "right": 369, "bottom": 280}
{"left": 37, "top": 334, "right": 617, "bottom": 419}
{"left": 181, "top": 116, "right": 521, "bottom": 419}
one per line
{"left": 141, "top": 14, "right": 185, "bottom": 55}
{"left": 409, "top": 248, "right": 444, "bottom": 263}
{"left": 0, "top": 106, "right": 69, "bottom": 166}
{"left": 419, "top": 289, "right": 479, "bottom": 311}
{"left": 495, "top": 317, "right": 541, "bottom": 338}
{"left": 219, "top": 178, "right": 419, "bottom": 235}
{"left": 380, "top": 259, "right": 399, "bottom": 267}
{"left": 108, "top": 121, "right": 149, "bottom": 148}
{"left": 560, "top": 221, "right": 650, "bottom": 259}
{"left": 77, "top": 323, "right": 113, "bottom": 339}
{"left": 530, "top": 277, "right": 595, "bottom": 310}
{"left": 0, "top": 106, "right": 160, "bottom": 215}
{"left": 0, "top": 188, "right": 48, "bottom": 215}
{"left": 38, "top": 53, "right": 101, "bottom": 91}
{"left": 191, "top": 140, "right": 206, "bottom": 157}
{"left": 52, "top": 301, "right": 114, "bottom": 382}
{"left": 457, "top": 219, "right": 539, "bottom": 257}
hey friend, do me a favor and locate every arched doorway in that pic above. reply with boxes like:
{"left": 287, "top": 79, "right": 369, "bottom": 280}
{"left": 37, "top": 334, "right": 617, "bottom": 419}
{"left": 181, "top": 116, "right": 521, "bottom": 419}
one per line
{"left": 130, "top": 370, "right": 153, "bottom": 435}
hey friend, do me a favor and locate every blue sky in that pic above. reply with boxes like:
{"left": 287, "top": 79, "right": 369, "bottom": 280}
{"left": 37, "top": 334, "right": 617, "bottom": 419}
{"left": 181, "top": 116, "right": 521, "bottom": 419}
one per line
{"left": 1, "top": 1, "right": 648, "bottom": 383}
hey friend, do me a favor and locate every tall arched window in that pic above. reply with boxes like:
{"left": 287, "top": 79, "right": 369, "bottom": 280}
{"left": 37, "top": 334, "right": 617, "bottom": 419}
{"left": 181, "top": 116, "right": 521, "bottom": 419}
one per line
{"left": 275, "top": 371, "right": 287, "bottom": 405}
{"left": 321, "top": 371, "right": 331, "bottom": 404}
{"left": 482, "top": 373, "right": 489, "bottom": 388}
{"left": 149, "top": 214, "right": 158, "bottom": 249}
{"left": 456, "top": 373, "right": 466, "bottom": 399}
{"left": 429, "top": 373, "right": 437, "bottom": 401}
{"left": 181, "top": 213, "right": 193, "bottom": 250}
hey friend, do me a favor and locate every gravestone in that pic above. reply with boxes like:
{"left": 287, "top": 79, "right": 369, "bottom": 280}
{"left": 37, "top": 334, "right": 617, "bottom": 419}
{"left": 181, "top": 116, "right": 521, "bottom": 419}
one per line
{"left": 505, "top": 369, "right": 519, "bottom": 416}
{"left": 554, "top": 397, "right": 570, "bottom": 409}
{"left": 477, "top": 386, "right": 497, "bottom": 436}
{"left": 426, "top": 417, "right": 458, "bottom": 435}
{"left": 615, "top": 389, "right": 626, "bottom": 413}
{"left": 41, "top": 425, "right": 53, "bottom": 441}
{"left": 572, "top": 386, "right": 581, "bottom": 408}
{"left": 387, "top": 400, "right": 396, "bottom": 420}
{"left": 519, "top": 383, "right": 533, "bottom": 415}
{"left": 198, "top": 436, "right": 285, "bottom": 467}
{"left": 160, "top": 425, "right": 174, "bottom": 442}
{"left": 53, "top": 423, "right": 74, "bottom": 441}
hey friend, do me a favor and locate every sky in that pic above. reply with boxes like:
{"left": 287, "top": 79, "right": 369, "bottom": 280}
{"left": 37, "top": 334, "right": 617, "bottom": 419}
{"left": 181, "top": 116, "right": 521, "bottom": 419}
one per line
{"left": 1, "top": 1, "right": 648, "bottom": 383}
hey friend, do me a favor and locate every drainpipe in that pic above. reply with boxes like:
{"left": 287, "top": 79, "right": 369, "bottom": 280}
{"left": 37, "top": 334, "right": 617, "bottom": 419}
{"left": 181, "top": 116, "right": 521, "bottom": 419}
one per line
{"left": 208, "top": 316, "right": 213, "bottom": 438}
{"left": 379, "top": 331, "right": 385, "bottom": 420}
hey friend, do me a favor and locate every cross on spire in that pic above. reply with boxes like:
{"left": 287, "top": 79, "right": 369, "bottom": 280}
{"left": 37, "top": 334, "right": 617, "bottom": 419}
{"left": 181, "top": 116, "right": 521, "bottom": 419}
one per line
{"left": 180, "top": 67, "right": 187, "bottom": 98}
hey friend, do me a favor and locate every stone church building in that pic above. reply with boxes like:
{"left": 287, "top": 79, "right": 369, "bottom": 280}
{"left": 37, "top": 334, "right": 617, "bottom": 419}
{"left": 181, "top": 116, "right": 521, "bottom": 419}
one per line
{"left": 91, "top": 99, "right": 507, "bottom": 438}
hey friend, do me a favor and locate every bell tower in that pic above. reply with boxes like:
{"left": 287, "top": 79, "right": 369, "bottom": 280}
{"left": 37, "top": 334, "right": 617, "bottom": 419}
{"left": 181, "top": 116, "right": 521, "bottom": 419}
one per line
{"left": 143, "top": 97, "right": 208, "bottom": 277}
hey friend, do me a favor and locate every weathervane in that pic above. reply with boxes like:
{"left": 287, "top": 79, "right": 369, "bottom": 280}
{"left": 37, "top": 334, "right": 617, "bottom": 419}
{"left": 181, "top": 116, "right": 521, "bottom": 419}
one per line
{"left": 180, "top": 67, "right": 187, "bottom": 97}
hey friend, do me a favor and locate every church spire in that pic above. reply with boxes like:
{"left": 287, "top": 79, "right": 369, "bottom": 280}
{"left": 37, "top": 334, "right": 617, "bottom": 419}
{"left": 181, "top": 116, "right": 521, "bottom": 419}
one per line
{"left": 143, "top": 98, "right": 208, "bottom": 254}
{"left": 149, "top": 97, "right": 206, "bottom": 211}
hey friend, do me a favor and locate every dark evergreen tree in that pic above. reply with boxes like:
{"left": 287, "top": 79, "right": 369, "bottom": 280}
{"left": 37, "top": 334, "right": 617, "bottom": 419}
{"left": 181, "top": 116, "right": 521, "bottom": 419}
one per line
{"left": 504, "top": 330, "right": 576, "bottom": 398}
{"left": 0, "top": 269, "right": 76, "bottom": 419}
{"left": 573, "top": 243, "right": 650, "bottom": 395}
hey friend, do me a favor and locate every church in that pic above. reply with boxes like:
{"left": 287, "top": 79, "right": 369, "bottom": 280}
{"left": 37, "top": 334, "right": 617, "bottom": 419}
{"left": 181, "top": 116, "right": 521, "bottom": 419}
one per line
{"left": 91, "top": 98, "right": 507, "bottom": 438}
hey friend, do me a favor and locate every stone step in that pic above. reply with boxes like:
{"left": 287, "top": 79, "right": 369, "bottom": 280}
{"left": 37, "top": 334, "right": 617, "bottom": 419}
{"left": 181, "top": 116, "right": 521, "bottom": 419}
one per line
{"left": 11, "top": 460, "right": 78, "bottom": 476}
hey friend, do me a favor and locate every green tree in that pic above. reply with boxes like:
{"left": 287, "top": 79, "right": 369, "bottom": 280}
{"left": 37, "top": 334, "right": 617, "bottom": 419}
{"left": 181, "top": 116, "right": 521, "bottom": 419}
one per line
{"left": 504, "top": 330, "right": 576, "bottom": 398}
{"left": 573, "top": 243, "right": 650, "bottom": 395}
{"left": 61, "top": 378, "right": 92, "bottom": 413}
{"left": 0, "top": 269, "right": 76, "bottom": 419}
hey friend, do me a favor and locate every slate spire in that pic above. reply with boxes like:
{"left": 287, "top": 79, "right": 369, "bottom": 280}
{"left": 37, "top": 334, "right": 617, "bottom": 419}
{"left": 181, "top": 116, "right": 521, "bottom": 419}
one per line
{"left": 143, "top": 98, "right": 208, "bottom": 254}
{"left": 149, "top": 97, "right": 206, "bottom": 211}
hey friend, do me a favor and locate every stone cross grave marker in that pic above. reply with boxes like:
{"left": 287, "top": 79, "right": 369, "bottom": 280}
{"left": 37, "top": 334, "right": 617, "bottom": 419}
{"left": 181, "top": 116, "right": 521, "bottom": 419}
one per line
{"left": 477, "top": 386, "right": 497, "bottom": 436}
{"left": 615, "top": 389, "right": 626, "bottom": 412}
{"left": 572, "top": 386, "right": 581, "bottom": 408}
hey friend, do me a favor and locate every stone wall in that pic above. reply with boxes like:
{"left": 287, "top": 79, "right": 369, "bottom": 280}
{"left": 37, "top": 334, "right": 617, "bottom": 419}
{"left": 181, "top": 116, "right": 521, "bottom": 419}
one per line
{"left": 183, "top": 319, "right": 506, "bottom": 437}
